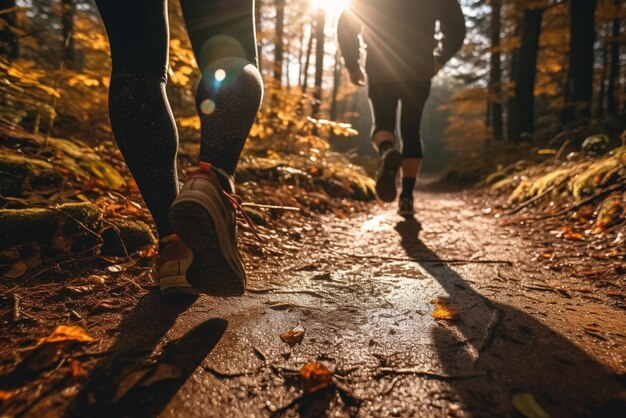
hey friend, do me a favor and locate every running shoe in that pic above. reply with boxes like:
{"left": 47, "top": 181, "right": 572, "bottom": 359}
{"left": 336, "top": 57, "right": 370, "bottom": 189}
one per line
{"left": 398, "top": 197, "right": 415, "bottom": 217}
{"left": 155, "top": 235, "right": 195, "bottom": 295}
{"left": 375, "top": 148, "right": 402, "bottom": 202}
{"left": 169, "top": 163, "right": 255, "bottom": 296}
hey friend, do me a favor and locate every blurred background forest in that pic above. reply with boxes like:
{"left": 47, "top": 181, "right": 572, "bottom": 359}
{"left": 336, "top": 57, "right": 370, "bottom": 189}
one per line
{"left": 0, "top": 0, "right": 625, "bottom": 255}
{"left": 0, "top": 0, "right": 624, "bottom": 171}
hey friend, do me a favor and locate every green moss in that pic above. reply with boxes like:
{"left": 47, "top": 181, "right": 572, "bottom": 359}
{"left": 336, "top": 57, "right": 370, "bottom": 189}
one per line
{"left": 0, "top": 203, "right": 101, "bottom": 250}
{"left": 100, "top": 219, "right": 156, "bottom": 256}
{"left": 0, "top": 152, "right": 64, "bottom": 195}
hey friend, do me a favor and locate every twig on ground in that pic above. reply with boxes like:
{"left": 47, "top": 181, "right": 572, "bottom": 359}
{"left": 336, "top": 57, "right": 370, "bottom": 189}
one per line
{"left": 554, "top": 139, "right": 571, "bottom": 161}
{"left": 336, "top": 252, "right": 513, "bottom": 265}
{"left": 380, "top": 376, "right": 404, "bottom": 396}
{"left": 242, "top": 202, "right": 300, "bottom": 212}
{"left": 247, "top": 288, "right": 329, "bottom": 299}
{"left": 203, "top": 365, "right": 260, "bottom": 378}
{"left": 253, "top": 346, "right": 268, "bottom": 364}
{"left": 376, "top": 368, "right": 487, "bottom": 381}
{"left": 12, "top": 293, "right": 20, "bottom": 321}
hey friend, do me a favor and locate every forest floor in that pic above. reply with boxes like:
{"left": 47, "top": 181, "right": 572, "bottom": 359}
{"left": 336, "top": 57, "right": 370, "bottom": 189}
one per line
{"left": 2, "top": 183, "right": 625, "bottom": 418}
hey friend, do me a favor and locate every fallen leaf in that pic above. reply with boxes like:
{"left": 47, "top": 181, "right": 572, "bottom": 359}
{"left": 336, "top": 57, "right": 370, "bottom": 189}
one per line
{"left": 37, "top": 325, "right": 94, "bottom": 347}
{"left": 563, "top": 231, "right": 585, "bottom": 241}
{"left": 299, "top": 362, "right": 332, "bottom": 393}
{"left": 512, "top": 393, "right": 550, "bottom": 418}
{"left": 0, "top": 390, "right": 14, "bottom": 401}
{"left": 430, "top": 299, "right": 459, "bottom": 320}
{"left": 539, "top": 251, "right": 553, "bottom": 260}
{"left": 4, "top": 260, "right": 28, "bottom": 279}
{"left": 3, "top": 253, "right": 41, "bottom": 279}
{"left": 136, "top": 244, "right": 158, "bottom": 258}
{"left": 87, "top": 274, "right": 107, "bottom": 285}
{"left": 126, "top": 178, "right": 140, "bottom": 194}
{"left": 106, "top": 259, "right": 136, "bottom": 273}
{"left": 65, "top": 285, "right": 95, "bottom": 295}
{"left": 280, "top": 324, "right": 305, "bottom": 346}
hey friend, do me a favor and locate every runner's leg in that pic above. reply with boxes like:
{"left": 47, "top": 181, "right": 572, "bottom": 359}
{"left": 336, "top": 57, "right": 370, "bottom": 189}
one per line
{"left": 399, "top": 81, "right": 431, "bottom": 199}
{"left": 368, "top": 81, "right": 398, "bottom": 153}
{"left": 96, "top": 0, "right": 179, "bottom": 238}
{"left": 181, "top": 0, "right": 262, "bottom": 190}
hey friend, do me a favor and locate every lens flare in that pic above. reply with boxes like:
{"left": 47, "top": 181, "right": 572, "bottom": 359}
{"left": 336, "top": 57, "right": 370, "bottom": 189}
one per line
{"left": 200, "top": 99, "right": 216, "bottom": 115}
{"left": 215, "top": 69, "right": 226, "bottom": 81}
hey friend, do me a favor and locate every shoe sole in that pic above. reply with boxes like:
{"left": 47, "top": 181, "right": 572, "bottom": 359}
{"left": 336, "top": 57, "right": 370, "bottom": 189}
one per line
{"left": 169, "top": 189, "right": 246, "bottom": 297}
{"left": 158, "top": 270, "right": 196, "bottom": 296}
{"left": 376, "top": 150, "right": 402, "bottom": 203}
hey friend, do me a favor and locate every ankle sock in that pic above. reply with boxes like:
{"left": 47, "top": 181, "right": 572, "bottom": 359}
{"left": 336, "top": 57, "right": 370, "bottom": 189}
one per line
{"left": 400, "top": 177, "right": 416, "bottom": 199}
{"left": 377, "top": 140, "right": 394, "bottom": 156}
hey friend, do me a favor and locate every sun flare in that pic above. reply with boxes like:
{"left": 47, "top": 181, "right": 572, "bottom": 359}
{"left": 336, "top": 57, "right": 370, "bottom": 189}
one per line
{"left": 310, "top": 0, "right": 351, "bottom": 16}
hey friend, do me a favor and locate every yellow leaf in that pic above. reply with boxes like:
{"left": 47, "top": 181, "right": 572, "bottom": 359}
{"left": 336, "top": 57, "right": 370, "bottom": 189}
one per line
{"left": 430, "top": 298, "right": 459, "bottom": 320}
{"left": 512, "top": 393, "right": 550, "bottom": 418}
{"left": 36, "top": 325, "right": 94, "bottom": 346}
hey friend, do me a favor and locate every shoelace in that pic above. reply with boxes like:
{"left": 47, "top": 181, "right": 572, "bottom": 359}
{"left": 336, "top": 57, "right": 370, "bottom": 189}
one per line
{"left": 223, "top": 191, "right": 264, "bottom": 242}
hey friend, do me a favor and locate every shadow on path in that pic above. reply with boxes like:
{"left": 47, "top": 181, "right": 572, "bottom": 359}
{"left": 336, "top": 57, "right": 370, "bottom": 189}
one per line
{"left": 64, "top": 291, "right": 226, "bottom": 418}
{"left": 395, "top": 217, "right": 624, "bottom": 417}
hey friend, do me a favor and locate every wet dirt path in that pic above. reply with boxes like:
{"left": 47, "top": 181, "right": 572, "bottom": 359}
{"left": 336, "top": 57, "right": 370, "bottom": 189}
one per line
{"left": 65, "top": 191, "right": 626, "bottom": 418}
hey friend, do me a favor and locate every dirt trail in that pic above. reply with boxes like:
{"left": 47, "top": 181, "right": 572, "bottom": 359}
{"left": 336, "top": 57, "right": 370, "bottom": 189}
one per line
{"left": 59, "top": 190, "right": 625, "bottom": 418}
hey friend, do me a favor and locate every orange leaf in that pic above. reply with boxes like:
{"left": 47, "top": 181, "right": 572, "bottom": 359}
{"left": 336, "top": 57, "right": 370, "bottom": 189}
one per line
{"left": 299, "top": 362, "right": 332, "bottom": 393}
{"left": 0, "top": 390, "right": 13, "bottom": 401}
{"left": 37, "top": 325, "right": 94, "bottom": 347}
{"left": 430, "top": 298, "right": 459, "bottom": 320}
{"left": 564, "top": 231, "right": 585, "bottom": 241}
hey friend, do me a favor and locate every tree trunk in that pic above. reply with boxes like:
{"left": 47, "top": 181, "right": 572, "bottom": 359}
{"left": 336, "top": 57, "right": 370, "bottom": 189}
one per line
{"left": 273, "top": 0, "right": 285, "bottom": 84}
{"left": 301, "top": 23, "right": 314, "bottom": 94}
{"left": 62, "top": 0, "right": 76, "bottom": 69}
{"left": 598, "top": 22, "right": 610, "bottom": 118}
{"left": 562, "top": 0, "right": 597, "bottom": 124}
{"left": 312, "top": 8, "right": 325, "bottom": 118}
{"left": 297, "top": 24, "right": 306, "bottom": 88}
{"left": 284, "top": 36, "right": 290, "bottom": 87}
{"left": 607, "top": 0, "right": 621, "bottom": 116}
{"left": 330, "top": 51, "right": 341, "bottom": 121}
{"left": 509, "top": 5, "right": 544, "bottom": 142}
{"left": 0, "top": 0, "right": 19, "bottom": 60}
{"left": 489, "top": 0, "right": 504, "bottom": 140}
{"left": 255, "top": 0, "right": 262, "bottom": 69}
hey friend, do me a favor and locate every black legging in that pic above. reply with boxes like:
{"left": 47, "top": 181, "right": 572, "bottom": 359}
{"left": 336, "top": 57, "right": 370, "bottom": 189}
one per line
{"left": 368, "top": 81, "right": 431, "bottom": 159}
{"left": 95, "top": 0, "right": 263, "bottom": 238}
